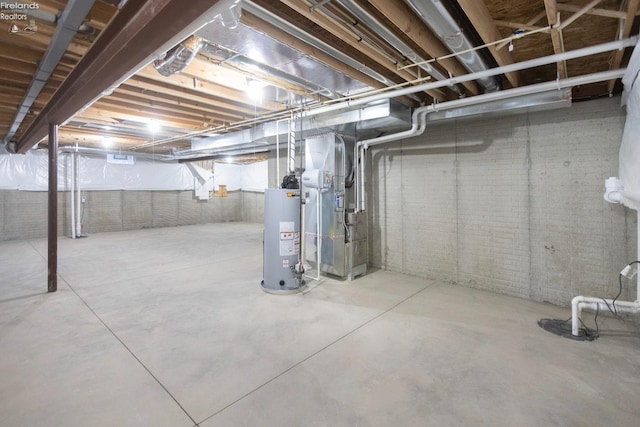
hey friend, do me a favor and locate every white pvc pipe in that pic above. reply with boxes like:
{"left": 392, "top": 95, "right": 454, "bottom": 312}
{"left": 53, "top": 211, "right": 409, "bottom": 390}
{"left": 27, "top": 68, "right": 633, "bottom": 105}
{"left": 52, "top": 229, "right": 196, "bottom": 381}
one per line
{"left": 571, "top": 296, "right": 640, "bottom": 336}
{"left": 76, "top": 154, "right": 82, "bottom": 237}
{"left": 570, "top": 205, "right": 640, "bottom": 336}
{"left": 354, "top": 68, "right": 626, "bottom": 211}
{"left": 316, "top": 188, "right": 322, "bottom": 281}
{"left": 300, "top": 37, "right": 637, "bottom": 119}
{"left": 70, "top": 152, "right": 76, "bottom": 239}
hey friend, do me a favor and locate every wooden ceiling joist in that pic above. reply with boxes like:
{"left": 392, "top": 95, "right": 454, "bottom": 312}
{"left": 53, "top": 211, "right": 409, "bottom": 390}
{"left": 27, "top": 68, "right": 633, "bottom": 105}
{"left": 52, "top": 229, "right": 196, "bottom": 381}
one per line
{"left": 14, "top": 0, "right": 224, "bottom": 153}
{"left": 366, "top": 0, "right": 480, "bottom": 96}
{"left": 124, "top": 76, "right": 272, "bottom": 118}
{"left": 456, "top": 0, "right": 520, "bottom": 88}
{"left": 543, "top": 0, "right": 567, "bottom": 79}
{"left": 276, "top": 0, "right": 446, "bottom": 102}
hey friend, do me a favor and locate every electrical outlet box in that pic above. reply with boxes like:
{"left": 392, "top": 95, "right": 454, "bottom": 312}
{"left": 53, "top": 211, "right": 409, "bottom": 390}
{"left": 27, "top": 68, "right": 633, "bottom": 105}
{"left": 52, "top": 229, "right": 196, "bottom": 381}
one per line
{"left": 81, "top": 196, "right": 86, "bottom": 204}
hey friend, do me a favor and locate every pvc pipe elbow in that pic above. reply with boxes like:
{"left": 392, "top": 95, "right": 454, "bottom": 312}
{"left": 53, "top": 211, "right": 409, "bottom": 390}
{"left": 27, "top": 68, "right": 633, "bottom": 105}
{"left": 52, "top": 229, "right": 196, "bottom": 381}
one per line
{"left": 604, "top": 177, "right": 623, "bottom": 204}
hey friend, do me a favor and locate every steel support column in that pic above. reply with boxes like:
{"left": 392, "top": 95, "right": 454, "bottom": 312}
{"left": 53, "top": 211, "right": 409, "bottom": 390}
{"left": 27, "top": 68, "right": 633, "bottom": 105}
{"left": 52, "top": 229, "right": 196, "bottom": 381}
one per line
{"left": 48, "top": 123, "right": 58, "bottom": 293}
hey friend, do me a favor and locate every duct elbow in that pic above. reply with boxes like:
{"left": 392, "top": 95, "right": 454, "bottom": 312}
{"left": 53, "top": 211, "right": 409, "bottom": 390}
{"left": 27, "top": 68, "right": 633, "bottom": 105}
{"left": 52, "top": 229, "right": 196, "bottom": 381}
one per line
{"left": 153, "top": 35, "right": 202, "bottom": 77}
{"left": 604, "top": 177, "right": 623, "bottom": 204}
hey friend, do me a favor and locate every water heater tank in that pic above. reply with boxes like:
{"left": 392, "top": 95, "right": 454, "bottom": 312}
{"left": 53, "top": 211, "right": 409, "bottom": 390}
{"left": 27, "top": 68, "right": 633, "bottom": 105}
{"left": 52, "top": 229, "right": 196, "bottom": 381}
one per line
{"left": 261, "top": 189, "right": 304, "bottom": 294}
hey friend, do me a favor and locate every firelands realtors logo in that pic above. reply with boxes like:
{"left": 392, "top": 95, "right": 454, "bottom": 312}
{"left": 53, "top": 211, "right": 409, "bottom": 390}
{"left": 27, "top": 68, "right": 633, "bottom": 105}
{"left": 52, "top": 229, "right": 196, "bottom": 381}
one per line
{"left": 1, "top": 2, "right": 39, "bottom": 34}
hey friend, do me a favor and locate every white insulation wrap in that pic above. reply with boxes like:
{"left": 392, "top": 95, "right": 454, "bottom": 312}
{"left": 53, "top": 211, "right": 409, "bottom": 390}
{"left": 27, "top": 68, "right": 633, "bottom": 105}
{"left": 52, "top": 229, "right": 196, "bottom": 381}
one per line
{"left": 0, "top": 151, "right": 268, "bottom": 192}
{"left": 619, "top": 45, "right": 640, "bottom": 210}
{"left": 213, "top": 161, "right": 267, "bottom": 192}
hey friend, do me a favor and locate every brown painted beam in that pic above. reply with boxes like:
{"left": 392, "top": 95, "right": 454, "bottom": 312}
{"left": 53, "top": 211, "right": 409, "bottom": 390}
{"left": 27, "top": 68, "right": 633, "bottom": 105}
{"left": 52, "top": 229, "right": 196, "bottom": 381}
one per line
{"left": 47, "top": 123, "right": 58, "bottom": 293}
{"left": 14, "top": 0, "right": 221, "bottom": 153}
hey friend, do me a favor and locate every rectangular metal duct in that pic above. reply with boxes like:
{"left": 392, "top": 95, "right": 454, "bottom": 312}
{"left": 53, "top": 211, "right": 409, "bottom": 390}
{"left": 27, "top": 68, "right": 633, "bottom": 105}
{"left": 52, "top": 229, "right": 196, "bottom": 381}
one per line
{"left": 426, "top": 89, "right": 572, "bottom": 123}
{"left": 189, "top": 99, "right": 411, "bottom": 152}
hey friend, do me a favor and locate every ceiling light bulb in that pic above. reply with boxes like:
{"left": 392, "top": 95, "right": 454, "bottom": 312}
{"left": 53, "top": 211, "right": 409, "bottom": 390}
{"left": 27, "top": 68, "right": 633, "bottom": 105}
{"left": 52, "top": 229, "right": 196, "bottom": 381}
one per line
{"left": 508, "top": 41, "right": 514, "bottom": 52}
{"left": 147, "top": 119, "right": 160, "bottom": 132}
{"left": 247, "top": 78, "right": 262, "bottom": 89}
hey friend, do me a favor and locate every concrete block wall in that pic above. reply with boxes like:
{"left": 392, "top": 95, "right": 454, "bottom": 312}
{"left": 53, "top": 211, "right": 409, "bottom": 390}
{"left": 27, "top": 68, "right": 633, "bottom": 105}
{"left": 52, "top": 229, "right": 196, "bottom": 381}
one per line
{"left": 369, "top": 97, "right": 636, "bottom": 306}
{"left": 0, "top": 190, "right": 245, "bottom": 241}
{"left": 241, "top": 191, "right": 265, "bottom": 224}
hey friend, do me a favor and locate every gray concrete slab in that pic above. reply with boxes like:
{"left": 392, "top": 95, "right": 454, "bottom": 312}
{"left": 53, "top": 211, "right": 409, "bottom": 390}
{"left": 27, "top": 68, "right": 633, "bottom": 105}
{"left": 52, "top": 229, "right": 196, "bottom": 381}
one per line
{"left": 1, "top": 223, "right": 639, "bottom": 426}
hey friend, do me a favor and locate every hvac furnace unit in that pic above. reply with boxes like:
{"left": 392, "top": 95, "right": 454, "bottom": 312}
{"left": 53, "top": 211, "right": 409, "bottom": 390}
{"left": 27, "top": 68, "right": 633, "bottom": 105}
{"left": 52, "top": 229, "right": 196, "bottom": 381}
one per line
{"left": 303, "top": 132, "right": 367, "bottom": 280}
{"left": 261, "top": 188, "right": 305, "bottom": 294}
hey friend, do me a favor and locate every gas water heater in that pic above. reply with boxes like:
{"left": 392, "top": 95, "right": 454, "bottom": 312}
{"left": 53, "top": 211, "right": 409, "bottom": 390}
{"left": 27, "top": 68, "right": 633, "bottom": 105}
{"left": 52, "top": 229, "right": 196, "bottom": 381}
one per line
{"left": 261, "top": 188, "right": 305, "bottom": 294}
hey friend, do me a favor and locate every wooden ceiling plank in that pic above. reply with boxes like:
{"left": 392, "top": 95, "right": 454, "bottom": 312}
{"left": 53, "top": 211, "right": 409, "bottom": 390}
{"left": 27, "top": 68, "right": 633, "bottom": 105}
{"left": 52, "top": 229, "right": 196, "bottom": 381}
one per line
{"left": 91, "top": 100, "right": 217, "bottom": 130}
{"left": 494, "top": 20, "right": 547, "bottom": 32}
{"left": 367, "top": 0, "right": 479, "bottom": 96}
{"left": 76, "top": 104, "right": 209, "bottom": 132}
{"left": 456, "top": 0, "right": 520, "bottom": 87}
{"left": 556, "top": 4, "right": 627, "bottom": 19}
{"left": 14, "top": 0, "right": 226, "bottom": 153}
{"left": 124, "top": 75, "right": 274, "bottom": 117}
{"left": 112, "top": 87, "right": 249, "bottom": 121}
{"left": 136, "top": 65, "right": 282, "bottom": 111}
{"left": 105, "top": 91, "right": 248, "bottom": 125}
{"left": 607, "top": 0, "right": 640, "bottom": 92}
{"left": 543, "top": 0, "right": 567, "bottom": 79}
{"left": 557, "top": 0, "right": 602, "bottom": 31}
{"left": 0, "top": 44, "right": 43, "bottom": 63}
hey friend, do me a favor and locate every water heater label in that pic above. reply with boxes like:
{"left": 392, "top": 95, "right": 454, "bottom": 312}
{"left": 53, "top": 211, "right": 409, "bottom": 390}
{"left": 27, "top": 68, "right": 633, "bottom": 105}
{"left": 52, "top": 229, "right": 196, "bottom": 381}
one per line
{"left": 279, "top": 222, "right": 300, "bottom": 256}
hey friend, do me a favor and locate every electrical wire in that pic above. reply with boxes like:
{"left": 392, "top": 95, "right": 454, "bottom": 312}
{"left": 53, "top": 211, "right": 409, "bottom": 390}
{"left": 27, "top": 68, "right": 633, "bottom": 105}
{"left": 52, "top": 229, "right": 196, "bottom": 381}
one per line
{"left": 592, "top": 260, "right": 639, "bottom": 332}
{"left": 539, "top": 260, "right": 639, "bottom": 341}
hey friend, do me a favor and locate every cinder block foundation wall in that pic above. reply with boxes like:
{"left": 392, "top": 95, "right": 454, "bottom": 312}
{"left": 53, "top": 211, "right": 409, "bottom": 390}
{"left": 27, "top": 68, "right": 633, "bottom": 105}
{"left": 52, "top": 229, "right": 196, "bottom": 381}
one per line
{"left": 241, "top": 191, "right": 265, "bottom": 224}
{"left": 0, "top": 190, "right": 244, "bottom": 241}
{"left": 368, "top": 97, "right": 637, "bottom": 306}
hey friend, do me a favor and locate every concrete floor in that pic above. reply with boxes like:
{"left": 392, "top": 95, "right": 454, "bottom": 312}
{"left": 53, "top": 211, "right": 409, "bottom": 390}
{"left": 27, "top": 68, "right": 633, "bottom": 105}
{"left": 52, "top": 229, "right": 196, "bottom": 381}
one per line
{"left": 1, "top": 222, "right": 639, "bottom": 426}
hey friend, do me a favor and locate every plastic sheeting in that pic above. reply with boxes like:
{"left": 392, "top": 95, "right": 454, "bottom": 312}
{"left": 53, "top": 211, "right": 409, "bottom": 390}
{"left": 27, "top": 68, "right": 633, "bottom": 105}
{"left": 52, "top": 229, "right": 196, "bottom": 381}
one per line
{"left": 0, "top": 151, "right": 65, "bottom": 191}
{"left": 213, "top": 161, "right": 267, "bottom": 192}
{"left": 619, "top": 45, "right": 640, "bottom": 210}
{"left": 0, "top": 151, "right": 267, "bottom": 192}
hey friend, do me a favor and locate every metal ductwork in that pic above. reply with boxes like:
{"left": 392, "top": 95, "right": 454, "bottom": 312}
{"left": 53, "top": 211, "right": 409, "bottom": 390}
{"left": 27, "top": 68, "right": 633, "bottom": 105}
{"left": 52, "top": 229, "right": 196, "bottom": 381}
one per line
{"left": 404, "top": 0, "right": 500, "bottom": 93}
{"left": 198, "top": 41, "right": 341, "bottom": 100}
{"left": 3, "top": 0, "right": 98, "bottom": 146}
{"left": 335, "top": 0, "right": 464, "bottom": 97}
{"left": 153, "top": 35, "right": 203, "bottom": 77}
{"left": 243, "top": 1, "right": 393, "bottom": 88}
{"left": 179, "top": 98, "right": 411, "bottom": 156}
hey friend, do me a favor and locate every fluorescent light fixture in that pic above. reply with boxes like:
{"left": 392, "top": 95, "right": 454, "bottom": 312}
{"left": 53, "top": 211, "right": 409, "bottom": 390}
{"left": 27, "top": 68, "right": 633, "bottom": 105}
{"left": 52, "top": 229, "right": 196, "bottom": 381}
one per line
{"left": 102, "top": 137, "right": 111, "bottom": 147}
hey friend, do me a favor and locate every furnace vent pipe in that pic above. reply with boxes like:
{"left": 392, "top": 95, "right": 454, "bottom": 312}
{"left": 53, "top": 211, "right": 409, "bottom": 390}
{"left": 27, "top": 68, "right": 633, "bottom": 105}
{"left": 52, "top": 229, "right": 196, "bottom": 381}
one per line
{"left": 354, "top": 68, "right": 626, "bottom": 211}
{"left": 299, "top": 37, "right": 637, "bottom": 121}
{"left": 404, "top": 0, "right": 499, "bottom": 92}
{"left": 604, "top": 177, "right": 624, "bottom": 203}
